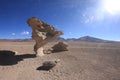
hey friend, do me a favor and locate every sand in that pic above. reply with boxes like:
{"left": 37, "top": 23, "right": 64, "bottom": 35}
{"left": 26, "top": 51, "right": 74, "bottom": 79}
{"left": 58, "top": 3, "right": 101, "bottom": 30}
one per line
{"left": 0, "top": 41, "right": 120, "bottom": 80}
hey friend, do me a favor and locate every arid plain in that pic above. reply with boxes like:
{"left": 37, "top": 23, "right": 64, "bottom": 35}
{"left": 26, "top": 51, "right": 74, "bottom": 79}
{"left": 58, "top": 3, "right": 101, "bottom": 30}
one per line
{"left": 0, "top": 41, "right": 120, "bottom": 80}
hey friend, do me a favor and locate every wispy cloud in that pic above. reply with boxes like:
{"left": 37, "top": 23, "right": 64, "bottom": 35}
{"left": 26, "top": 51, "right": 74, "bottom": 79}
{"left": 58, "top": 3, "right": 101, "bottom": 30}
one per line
{"left": 11, "top": 33, "right": 15, "bottom": 35}
{"left": 21, "top": 31, "right": 29, "bottom": 35}
{"left": 68, "top": 32, "right": 72, "bottom": 35}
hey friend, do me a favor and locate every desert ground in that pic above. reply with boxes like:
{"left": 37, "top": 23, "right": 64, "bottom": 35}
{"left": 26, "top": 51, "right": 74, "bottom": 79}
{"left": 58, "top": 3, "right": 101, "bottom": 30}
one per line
{"left": 0, "top": 41, "right": 120, "bottom": 80}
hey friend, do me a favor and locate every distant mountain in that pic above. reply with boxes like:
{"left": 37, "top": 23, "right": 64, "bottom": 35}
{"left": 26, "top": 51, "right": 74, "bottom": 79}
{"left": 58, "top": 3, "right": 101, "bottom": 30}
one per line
{"left": 0, "top": 36, "right": 119, "bottom": 43}
{"left": 56, "top": 37, "right": 65, "bottom": 41}
{"left": 66, "top": 36, "right": 119, "bottom": 43}
{"left": 0, "top": 38, "right": 34, "bottom": 42}
{"left": 77, "top": 36, "right": 106, "bottom": 42}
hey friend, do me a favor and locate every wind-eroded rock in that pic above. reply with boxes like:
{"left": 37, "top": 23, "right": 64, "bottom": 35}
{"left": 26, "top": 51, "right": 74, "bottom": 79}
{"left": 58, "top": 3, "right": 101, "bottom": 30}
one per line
{"left": 27, "top": 17, "right": 63, "bottom": 56}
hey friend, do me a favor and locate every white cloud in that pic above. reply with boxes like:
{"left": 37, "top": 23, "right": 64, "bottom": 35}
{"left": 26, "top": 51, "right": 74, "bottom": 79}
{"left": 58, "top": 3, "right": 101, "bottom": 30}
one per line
{"left": 68, "top": 32, "right": 72, "bottom": 35}
{"left": 85, "top": 19, "right": 90, "bottom": 24}
{"left": 11, "top": 33, "right": 15, "bottom": 35}
{"left": 21, "top": 31, "right": 29, "bottom": 35}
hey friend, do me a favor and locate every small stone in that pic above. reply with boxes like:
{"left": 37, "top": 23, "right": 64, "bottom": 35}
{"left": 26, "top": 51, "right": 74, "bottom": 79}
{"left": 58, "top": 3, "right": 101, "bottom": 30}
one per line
{"left": 37, "top": 59, "right": 60, "bottom": 71}
{"left": 44, "top": 49, "right": 52, "bottom": 54}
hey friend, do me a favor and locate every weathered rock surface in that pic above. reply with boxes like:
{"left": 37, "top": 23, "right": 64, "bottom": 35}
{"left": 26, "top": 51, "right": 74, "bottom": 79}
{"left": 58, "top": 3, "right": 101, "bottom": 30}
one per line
{"left": 52, "top": 42, "right": 68, "bottom": 52}
{"left": 27, "top": 17, "right": 63, "bottom": 56}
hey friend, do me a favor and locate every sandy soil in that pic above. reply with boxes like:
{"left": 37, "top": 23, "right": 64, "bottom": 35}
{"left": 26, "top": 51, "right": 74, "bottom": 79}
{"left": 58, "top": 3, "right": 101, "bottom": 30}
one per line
{"left": 0, "top": 41, "right": 120, "bottom": 80}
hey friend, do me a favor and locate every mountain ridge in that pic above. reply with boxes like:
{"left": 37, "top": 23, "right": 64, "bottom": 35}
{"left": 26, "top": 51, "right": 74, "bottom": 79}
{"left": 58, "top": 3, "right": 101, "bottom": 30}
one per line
{"left": 66, "top": 36, "right": 119, "bottom": 43}
{"left": 0, "top": 36, "right": 119, "bottom": 43}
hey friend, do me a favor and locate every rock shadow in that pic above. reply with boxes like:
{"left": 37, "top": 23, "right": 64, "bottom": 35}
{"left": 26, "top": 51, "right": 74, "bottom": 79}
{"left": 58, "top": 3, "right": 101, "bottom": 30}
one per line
{"left": 0, "top": 50, "right": 36, "bottom": 66}
{"left": 36, "top": 66, "right": 53, "bottom": 71}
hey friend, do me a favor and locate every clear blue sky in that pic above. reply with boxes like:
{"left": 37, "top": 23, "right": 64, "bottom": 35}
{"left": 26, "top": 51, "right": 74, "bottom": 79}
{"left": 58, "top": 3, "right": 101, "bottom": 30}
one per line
{"left": 0, "top": 0, "right": 120, "bottom": 41}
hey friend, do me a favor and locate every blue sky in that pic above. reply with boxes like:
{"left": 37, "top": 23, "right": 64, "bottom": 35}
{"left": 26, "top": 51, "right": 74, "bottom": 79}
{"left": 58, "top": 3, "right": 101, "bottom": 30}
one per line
{"left": 0, "top": 0, "right": 120, "bottom": 41}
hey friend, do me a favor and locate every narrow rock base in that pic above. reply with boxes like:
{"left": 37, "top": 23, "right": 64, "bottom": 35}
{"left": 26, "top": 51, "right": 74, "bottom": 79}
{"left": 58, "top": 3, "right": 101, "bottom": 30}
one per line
{"left": 36, "top": 47, "right": 44, "bottom": 57}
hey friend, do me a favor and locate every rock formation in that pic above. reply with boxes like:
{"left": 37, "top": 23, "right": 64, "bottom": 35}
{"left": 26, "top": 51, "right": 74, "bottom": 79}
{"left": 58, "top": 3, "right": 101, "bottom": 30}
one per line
{"left": 27, "top": 17, "right": 63, "bottom": 56}
{"left": 52, "top": 42, "right": 68, "bottom": 52}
